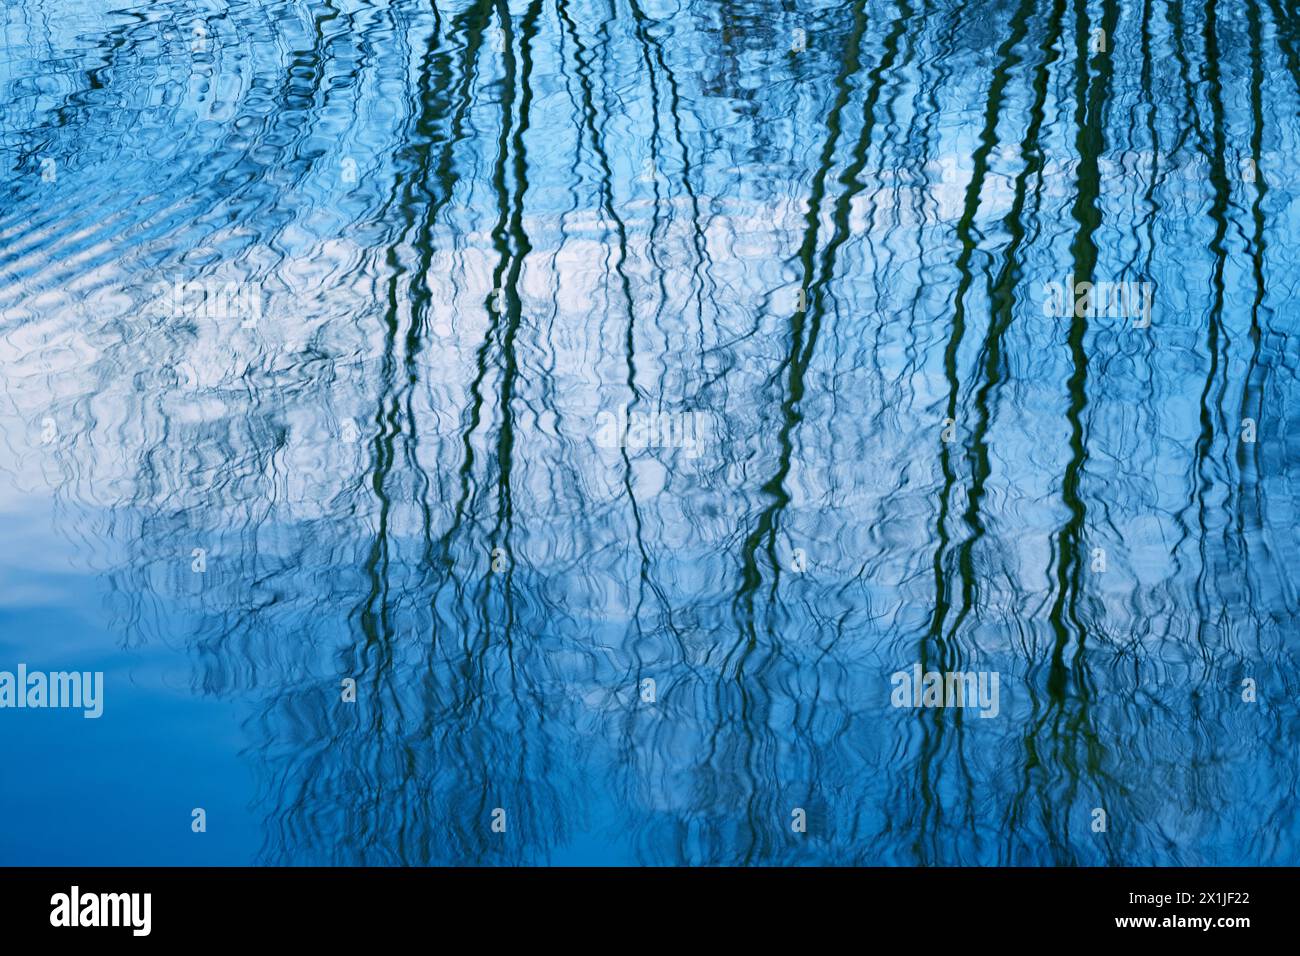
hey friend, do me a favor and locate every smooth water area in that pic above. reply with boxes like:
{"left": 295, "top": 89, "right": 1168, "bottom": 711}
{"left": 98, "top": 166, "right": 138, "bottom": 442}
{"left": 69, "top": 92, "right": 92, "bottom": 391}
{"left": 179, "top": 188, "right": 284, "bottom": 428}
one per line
{"left": 1, "top": 0, "right": 1298, "bottom": 865}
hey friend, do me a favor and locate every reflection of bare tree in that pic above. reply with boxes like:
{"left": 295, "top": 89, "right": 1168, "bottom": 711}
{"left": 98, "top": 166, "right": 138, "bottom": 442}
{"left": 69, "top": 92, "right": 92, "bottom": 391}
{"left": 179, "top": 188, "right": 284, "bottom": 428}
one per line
{"left": 1, "top": 0, "right": 1298, "bottom": 866}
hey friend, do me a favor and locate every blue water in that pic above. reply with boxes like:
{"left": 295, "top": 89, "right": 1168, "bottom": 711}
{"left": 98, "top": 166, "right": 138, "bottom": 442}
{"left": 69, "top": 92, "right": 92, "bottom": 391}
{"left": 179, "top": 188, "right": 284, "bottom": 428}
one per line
{"left": 1, "top": 0, "right": 1298, "bottom": 865}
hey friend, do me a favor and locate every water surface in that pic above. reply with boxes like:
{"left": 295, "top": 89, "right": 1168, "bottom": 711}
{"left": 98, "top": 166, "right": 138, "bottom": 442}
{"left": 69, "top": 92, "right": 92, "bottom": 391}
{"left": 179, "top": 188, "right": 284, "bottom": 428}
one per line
{"left": 1, "top": 0, "right": 1299, "bottom": 865}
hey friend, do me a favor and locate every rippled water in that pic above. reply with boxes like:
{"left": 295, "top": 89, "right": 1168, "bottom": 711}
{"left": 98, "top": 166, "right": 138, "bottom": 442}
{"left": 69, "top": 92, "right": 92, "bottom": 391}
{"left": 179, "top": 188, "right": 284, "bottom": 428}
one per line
{"left": 1, "top": 0, "right": 1298, "bottom": 866}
